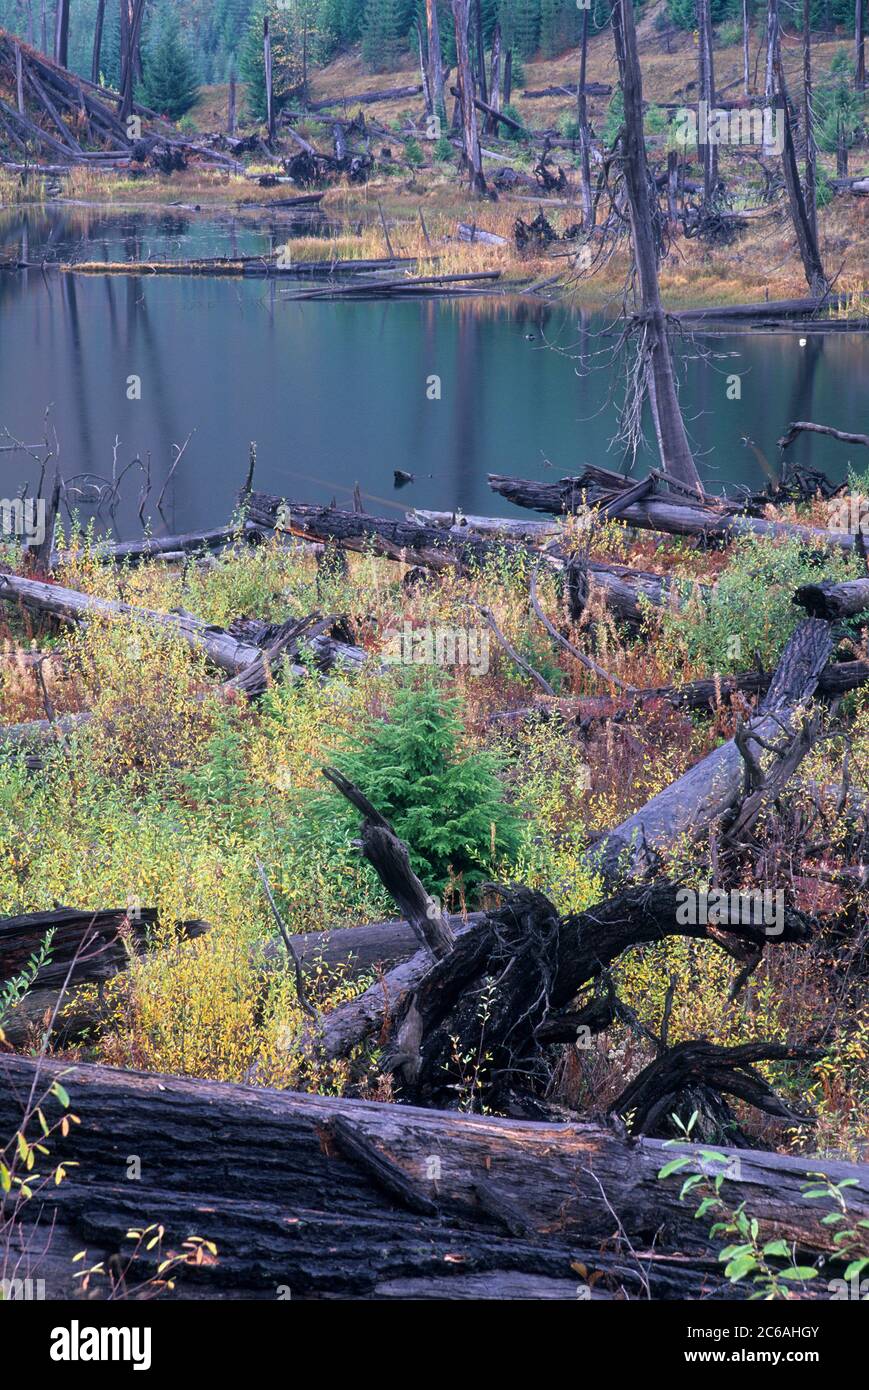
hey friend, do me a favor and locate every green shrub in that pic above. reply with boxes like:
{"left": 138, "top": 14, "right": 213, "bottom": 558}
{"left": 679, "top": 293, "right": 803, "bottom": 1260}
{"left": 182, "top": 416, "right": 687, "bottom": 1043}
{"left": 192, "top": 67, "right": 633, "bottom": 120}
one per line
{"left": 404, "top": 137, "right": 424, "bottom": 167}
{"left": 653, "top": 534, "right": 861, "bottom": 675}
{"left": 310, "top": 678, "right": 521, "bottom": 900}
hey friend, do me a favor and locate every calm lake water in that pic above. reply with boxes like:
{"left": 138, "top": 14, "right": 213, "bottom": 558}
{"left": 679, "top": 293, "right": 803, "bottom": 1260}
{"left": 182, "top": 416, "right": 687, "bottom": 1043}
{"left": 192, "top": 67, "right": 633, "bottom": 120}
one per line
{"left": 1, "top": 205, "right": 866, "bottom": 539}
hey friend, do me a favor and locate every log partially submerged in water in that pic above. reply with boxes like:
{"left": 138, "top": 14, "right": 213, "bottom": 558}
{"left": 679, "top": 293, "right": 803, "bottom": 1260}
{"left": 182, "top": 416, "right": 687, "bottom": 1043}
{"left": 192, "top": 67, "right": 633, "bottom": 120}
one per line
{"left": 488, "top": 471, "right": 856, "bottom": 552}
{"left": 2, "top": 1052, "right": 863, "bottom": 1300}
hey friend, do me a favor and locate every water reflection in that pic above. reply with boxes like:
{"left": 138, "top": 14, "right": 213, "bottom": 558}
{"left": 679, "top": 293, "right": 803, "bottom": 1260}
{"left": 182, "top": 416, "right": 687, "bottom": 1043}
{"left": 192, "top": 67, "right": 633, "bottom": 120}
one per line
{"left": 0, "top": 208, "right": 865, "bottom": 539}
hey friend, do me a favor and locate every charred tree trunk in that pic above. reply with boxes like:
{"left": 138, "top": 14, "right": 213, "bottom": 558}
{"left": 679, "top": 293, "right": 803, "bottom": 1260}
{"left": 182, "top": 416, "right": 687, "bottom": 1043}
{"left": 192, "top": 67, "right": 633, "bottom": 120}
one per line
{"left": 857, "top": 0, "right": 866, "bottom": 91}
{"left": 610, "top": 0, "right": 703, "bottom": 493}
{"left": 775, "top": 48, "right": 828, "bottom": 296}
{"left": 793, "top": 577, "right": 869, "bottom": 621}
{"left": 503, "top": 48, "right": 512, "bottom": 107}
{"left": 803, "top": 0, "right": 818, "bottom": 246}
{"left": 451, "top": 0, "right": 487, "bottom": 195}
{"left": 53, "top": 0, "right": 70, "bottom": 69}
{"left": 577, "top": 7, "right": 593, "bottom": 227}
{"left": 119, "top": 0, "right": 146, "bottom": 126}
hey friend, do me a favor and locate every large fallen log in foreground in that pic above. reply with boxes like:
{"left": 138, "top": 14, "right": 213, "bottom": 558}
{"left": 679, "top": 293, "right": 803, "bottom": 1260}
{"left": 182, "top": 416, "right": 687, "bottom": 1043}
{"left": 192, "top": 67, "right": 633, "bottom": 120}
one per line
{"left": 489, "top": 471, "right": 857, "bottom": 552}
{"left": 2, "top": 1054, "right": 865, "bottom": 1300}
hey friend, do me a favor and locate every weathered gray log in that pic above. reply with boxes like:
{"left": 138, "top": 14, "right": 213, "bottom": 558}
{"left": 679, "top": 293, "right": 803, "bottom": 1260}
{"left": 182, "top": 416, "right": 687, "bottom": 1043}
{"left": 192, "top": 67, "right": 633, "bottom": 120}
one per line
{"left": 56, "top": 521, "right": 266, "bottom": 566}
{"left": 0, "top": 574, "right": 363, "bottom": 687}
{"left": 2, "top": 1053, "right": 864, "bottom": 1300}
{"left": 793, "top": 578, "right": 869, "bottom": 621}
{"left": 590, "top": 619, "right": 833, "bottom": 879}
{"left": 488, "top": 471, "right": 858, "bottom": 552}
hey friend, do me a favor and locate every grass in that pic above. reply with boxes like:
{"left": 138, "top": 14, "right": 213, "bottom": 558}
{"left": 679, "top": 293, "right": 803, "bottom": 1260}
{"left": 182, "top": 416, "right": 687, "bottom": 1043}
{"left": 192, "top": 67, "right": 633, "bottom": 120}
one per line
{"left": 0, "top": 516, "right": 867, "bottom": 1154}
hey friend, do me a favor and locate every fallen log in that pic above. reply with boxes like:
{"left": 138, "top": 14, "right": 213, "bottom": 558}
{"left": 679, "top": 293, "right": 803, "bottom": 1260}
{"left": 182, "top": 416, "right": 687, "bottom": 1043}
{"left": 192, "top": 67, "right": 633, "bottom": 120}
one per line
{"left": 590, "top": 619, "right": 833, "bottom": 880}
{"left": 2, "top": 1053, "right": 863, "bottom": 1299}
{"left": 303, "top": 85, "right": 424, "bottom": 112}
{"left": 674, "top": 296, "right": 843, "bottom": 322}
{"left": 521, "top": 83, "right": 612, "bottom": 99}
{"left": 793, "top": 578, "right": 869, "bottom": 622}
{"left": 0, "top": 907, "right": 208, "bottom": 1045}
{"left": 0, "top": 574, "right": 363, "bottom": 686}
{"left": 56, "top": 521, "right": 266, "bottom": 566}
{"left": 488, "top": 471, "right": 858, "bottom": 552}
{"left": 457, "top": 221, "right": 508, "bottom": 245}
{"left": 490, "top": 658, "right": 869, "bottom": 726}
{"left": 246, "top": 496, "right": 701, "bottom": 626}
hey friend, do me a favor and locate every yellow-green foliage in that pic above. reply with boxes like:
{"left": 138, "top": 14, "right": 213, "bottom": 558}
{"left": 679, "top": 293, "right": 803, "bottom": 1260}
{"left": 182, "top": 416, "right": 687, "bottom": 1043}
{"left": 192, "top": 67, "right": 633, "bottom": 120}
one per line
{"left": 0, "top": 523, "right": 863, "bottom": 1151}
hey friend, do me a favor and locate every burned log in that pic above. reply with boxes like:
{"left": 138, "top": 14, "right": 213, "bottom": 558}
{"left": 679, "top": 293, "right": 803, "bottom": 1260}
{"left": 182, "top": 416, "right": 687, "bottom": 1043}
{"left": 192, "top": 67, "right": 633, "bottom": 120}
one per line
{"left": 793, "top": 578, "right": 869, "bottom": 621}
{"left": 0, "top": 907, "right": 208, "bottom": 1045}
{"left": 590, "top": 619, "right": 833, "bottom": 879}
{"left": 2, "top": 1053, "right": 864, "bottom": 1299}
{"left": 609, "top": 1040, "right": 822, "bottom": 1140}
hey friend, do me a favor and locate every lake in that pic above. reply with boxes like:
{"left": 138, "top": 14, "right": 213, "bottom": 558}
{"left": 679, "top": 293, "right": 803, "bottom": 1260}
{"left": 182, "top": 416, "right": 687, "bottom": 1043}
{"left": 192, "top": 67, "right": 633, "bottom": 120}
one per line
{"left": 1, "top": 205, "right": 866, "bottom": 539}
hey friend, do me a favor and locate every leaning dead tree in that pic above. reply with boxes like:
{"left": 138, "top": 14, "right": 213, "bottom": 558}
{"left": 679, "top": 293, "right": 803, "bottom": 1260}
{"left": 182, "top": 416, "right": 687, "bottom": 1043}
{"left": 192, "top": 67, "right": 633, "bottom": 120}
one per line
{"left": 770, "top": 14, "right": 829, "bottom": 296}
{"left": 608, "top": 0, "right": 704, "bottom": 493}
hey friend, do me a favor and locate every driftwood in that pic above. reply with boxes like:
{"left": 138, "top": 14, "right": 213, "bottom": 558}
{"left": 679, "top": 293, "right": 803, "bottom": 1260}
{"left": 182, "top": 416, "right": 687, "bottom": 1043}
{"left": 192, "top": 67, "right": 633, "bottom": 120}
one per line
{"left": 2, "top": 1053, "right": 864, "bottom": 1300}
{"left": 778, "top": 420, "right": 869, "bottom": 451}
{"left": 488, "top": 470, "right": 858, "bottom": 553}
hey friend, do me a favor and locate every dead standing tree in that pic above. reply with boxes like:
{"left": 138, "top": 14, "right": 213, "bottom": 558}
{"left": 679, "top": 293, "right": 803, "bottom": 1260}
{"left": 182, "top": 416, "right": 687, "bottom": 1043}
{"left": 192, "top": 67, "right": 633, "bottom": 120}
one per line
{"left": 697, "top": 0, "right": 718, "bottom": 204}
{"left": 119, "top": 0, "right": 146, "bottom": 125}
{"left": 609, "top": 0, "right": 704, "bottom": 493}
{"left": 425, "top": 0, "right": 445, "bottom": 123}
{"left": 774, "top": 37, "right": 828, "bottom": 296}
{"left": 577, "top": 6, "right": 593, "bottom": 227}
{"left": 451, "top": 0, "right": 487, "bottom": 195}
